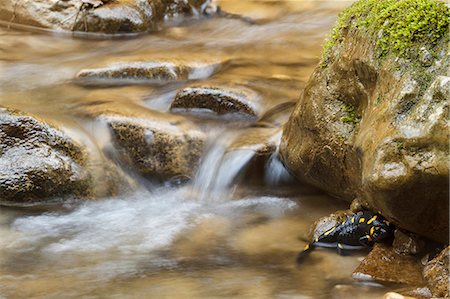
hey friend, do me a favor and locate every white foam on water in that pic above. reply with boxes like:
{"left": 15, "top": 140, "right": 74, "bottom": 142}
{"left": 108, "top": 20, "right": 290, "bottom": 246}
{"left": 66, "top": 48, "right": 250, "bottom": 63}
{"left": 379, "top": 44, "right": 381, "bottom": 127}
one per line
{"left": 192, "top": 131, "right": 257, "bottom": 201}
{"left": 6, "top": 187, "right": 295, "bottom": 279}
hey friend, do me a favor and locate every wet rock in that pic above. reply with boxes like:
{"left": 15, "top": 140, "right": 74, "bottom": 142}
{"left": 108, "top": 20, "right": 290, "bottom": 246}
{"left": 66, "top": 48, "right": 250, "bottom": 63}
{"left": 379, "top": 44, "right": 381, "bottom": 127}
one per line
{"left": 76, "top": 60, "right": 221, "bottom": 86}
{"left": 332, "top": 284, "right": 387, "bottom": 299}
{"left": 423, "top": 246, "right": 449, "bottom": 298}
{"left": 170, "top": 85, "right": 261, "bottom": 120}
{"left": 395, "top": 287, "right": 432, "bottom": 299}
{"left": 226, "top": 127, "right": 294, "bottom": 186}
{"left": 383, "top": 292, "right": 417, "bottom": 299}
{"left": 0, "top": 0, "right": 213, "bottom": 34}
{"left": 307, "top": 210, "right": 351, "bottom": 241}
{"left": 108, "top": 115, "right": 205, "bottom": 180}
{"left": 280, "top": 0, "right": 450, "bottom": 243}
{"left": 0, "top": 107, "right": 91, "bottom": 206}
{"left": 353, "top": 244, "right": 424, "bottom": 286}
{"left": 257, "top": 101, "right": 296, "bottom": 127}
{"left": 80, "top": 102, "right": 205, "bottom": 180}
{"left": 349, "top": 198, "right": 366, "bottom": 213}
{"left": 393, "top": 229, "right": 426, "bottom": 256}
{"left": 228, "top": 127, "right": 280, "bottom": 157}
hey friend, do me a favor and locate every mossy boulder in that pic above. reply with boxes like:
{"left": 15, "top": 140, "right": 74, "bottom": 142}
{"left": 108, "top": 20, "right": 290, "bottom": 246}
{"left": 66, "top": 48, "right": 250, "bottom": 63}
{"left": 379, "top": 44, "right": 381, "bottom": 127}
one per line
{"left": 280, "top": 0, "right": 449, "bottom": 243}
{"left": 0, "top": 0, "right": 214, "bottom": 34}
{"left": 0, "top": 107, "right": 91, "bottom": 206}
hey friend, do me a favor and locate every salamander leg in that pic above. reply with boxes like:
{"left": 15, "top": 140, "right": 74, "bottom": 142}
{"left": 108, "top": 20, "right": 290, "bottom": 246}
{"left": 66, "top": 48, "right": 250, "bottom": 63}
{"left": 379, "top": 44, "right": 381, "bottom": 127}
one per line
{"left": 359, "top": 235, "right": 373, "bottom": 247}
{"left": 337, "top": 243, "right": 346, "bottom": 256}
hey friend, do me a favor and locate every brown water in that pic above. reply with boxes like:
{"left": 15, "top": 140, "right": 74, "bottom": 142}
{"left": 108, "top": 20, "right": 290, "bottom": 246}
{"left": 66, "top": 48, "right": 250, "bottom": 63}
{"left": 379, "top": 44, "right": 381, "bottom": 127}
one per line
{"left": 0, "top": 1, "right": 394, "bottom": 298}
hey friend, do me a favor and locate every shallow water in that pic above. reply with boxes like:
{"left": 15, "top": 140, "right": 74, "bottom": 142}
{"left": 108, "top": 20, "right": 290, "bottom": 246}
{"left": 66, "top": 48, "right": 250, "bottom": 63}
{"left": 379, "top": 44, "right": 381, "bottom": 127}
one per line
{"left": 0, "top": 1, "right": 395, "bottom": 298}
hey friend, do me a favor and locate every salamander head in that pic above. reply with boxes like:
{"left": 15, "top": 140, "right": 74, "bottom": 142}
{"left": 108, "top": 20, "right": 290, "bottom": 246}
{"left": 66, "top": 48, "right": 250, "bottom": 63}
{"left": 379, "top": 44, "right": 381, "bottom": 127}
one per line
{"left": 368, "top": 216, "right": 393, "bottom": 241}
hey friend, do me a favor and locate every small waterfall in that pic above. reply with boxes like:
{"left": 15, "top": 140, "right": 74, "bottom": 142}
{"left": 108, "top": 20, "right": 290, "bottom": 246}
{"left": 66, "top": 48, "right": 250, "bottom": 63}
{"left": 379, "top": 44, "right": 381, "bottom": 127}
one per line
{"left": 192, "top": 130, "right": 257, "bottom": 201}
{"left": 264, "top": 151, "right": 294, "bottom": 186}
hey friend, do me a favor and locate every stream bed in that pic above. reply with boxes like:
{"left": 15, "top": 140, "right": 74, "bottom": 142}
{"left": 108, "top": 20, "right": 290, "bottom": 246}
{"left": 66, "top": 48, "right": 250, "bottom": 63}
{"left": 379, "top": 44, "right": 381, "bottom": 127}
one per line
{"left": 0, "top": 1, "right": 396, "bottom": 298}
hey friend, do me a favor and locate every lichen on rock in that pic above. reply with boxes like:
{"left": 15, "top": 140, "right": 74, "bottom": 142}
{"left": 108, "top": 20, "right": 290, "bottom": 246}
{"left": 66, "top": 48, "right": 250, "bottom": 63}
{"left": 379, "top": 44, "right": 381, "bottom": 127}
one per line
{"left": 280, "top": 0, "right": 449, "bottom": 243}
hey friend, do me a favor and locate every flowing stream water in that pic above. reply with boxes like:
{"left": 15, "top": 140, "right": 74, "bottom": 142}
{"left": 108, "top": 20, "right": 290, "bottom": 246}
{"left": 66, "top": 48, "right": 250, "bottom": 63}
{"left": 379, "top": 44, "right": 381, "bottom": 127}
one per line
{"left": 0, "top": 1, "right": 396, "bottom": 298}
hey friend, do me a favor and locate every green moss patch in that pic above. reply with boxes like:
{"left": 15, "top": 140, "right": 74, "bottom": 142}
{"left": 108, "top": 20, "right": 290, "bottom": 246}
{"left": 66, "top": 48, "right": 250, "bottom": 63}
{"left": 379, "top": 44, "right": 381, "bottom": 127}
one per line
{"left": 322, "top": 0, "right": 449, "bottom": 66}
{"left": 340, "top": 104, "right": 360, "bottom": 124}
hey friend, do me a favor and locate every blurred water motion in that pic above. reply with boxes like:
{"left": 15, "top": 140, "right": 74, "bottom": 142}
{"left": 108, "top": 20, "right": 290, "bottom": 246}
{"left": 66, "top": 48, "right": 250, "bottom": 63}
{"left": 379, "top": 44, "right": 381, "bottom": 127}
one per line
{"left": 0, "top": 1, "right": 393, "bottom": 298}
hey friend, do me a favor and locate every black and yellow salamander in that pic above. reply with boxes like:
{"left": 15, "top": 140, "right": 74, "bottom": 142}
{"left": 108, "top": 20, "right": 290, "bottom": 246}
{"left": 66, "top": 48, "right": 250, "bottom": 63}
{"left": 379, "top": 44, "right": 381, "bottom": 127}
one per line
{"left": 297, "top": 211, "right": 393, "bottom": 263}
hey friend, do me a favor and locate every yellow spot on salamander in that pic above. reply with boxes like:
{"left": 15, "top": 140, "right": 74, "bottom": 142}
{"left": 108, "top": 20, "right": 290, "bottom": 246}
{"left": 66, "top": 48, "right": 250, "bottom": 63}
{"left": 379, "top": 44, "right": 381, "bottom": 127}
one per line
{"left": 351, "top": 217, "right": 355, "bottom": 224}
{"left": 367, "top": 235, "right": 372, "bottom": 241}
{"left": 324, "top": 227, "right": 335, "bottom": 236}
{"left": 369, "top": 226, "right": 375, "bottom": 236}
{"left": 315, "top": 237, "right": 319, "bottom": 242}
{"left": 359, "top": 217, "right": 365, "bottom": 223}
{"left": 304, "top": 244, "right": 310, "bottom": 250}
{"left": 367, "top": 215, "right": 377, "bottom": 224}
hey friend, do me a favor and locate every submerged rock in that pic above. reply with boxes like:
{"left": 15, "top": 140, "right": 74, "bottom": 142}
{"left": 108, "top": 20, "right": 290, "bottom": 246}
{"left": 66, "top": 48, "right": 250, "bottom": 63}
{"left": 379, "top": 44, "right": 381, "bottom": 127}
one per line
{"left": 0, "top": 108, "right": 91, "bottom": 206}
{"left": 423, "top": 246, "right": 449, "bottom": 298}
{"left": 0, "top": 0, "right": 214, "bottom": 34}
{"left": 280, "top": 0, "right": 449, "bottom": 243}
{"left": 353, "top": 243, "right": 424, "bottom": 286}
{"left": 170, "top": 85, "right": 261, "bottom": 120}
{"left": 228, "top": 127, "right": 280, "bottom": 157}
{"left": 76, "top": 60, "right": 222, "bottom": 86}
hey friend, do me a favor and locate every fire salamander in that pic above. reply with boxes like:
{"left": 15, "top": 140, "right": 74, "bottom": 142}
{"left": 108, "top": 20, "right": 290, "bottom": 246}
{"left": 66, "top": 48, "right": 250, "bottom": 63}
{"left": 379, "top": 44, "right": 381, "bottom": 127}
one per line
{"left": 297, "top": 211, "right": 393, "bottom": 263}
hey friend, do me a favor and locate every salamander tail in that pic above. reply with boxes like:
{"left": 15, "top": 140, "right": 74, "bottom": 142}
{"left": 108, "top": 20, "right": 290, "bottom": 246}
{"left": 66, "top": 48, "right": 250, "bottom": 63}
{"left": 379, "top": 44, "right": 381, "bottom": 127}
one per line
{"left": 296, "top": 243, "right": 315, "bottom": 264}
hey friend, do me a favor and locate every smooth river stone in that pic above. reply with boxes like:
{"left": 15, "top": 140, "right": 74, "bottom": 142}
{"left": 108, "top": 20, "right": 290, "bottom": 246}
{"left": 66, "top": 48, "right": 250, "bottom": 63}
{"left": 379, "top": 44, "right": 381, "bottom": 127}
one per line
{"left": 0, "top": 107, "right": 91, "bottom": 206}
{"left": 353, "top": 243, "right": 425, "bottom": 286}
{"left": 76, "top": 60, "right": 223, "bottom": 86}
{"left": 170, "top": 85, "right": 261, "bottom": 120}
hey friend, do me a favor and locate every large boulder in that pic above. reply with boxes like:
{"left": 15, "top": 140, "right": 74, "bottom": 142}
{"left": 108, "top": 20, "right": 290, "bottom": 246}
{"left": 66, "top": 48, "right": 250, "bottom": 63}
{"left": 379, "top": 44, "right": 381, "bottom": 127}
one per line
{"left": 0, "top": 0, "right": 214, "bottom": 34}
{"left": 280, "top": 0, "right": 449, "bottom": 243}
{"left": 0, "top": 107, "right": 91, "bottom": 206}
